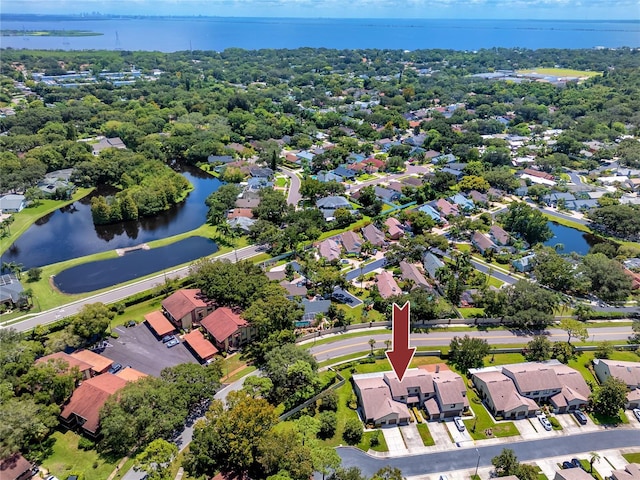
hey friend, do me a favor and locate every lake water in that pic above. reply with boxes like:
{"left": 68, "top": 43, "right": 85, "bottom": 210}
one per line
{"left": 543, "top": 221, "right": 600, "bottom": 255}
{"left": 1, "top": 18, "right": 638, "bottom": 51}
{"left": 53, "top": 236, "right": 218, "bottom": 293}
{"left": 0, "top": 165, "right": 221, "bottom": 269}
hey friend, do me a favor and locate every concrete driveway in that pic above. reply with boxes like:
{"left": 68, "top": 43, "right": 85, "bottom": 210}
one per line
{"left": 428, "top": 420, "right": 455, "bottom": 447}
{"left": 101, "top": 322, "right": 198, "bottom": 376}
{"left": 445, "top": 419, "right": 473, "bottom": 445}
{"left": 382, "top": 427, "right": 408, "bottom": 454}
{"left": 400, "top": 423, "right": 424, "bottom": 451}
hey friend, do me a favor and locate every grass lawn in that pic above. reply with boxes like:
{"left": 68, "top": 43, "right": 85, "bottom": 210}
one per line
{"left": 463, "top": 386, "right": 519, "bottom": 440}
{"left": 417, "top": 423, "right": 435, "bottom": 446}
{"left": 459, "top": 307, "right": 485, "bottom": 318}
{"left": 590, "top": 409, "right": 629, "bottom": 426}
{"left": 317, "top": 218, "right": 370, "bottom": 241}
{"left": 358, "top": 174, "right": 377, "bottom": 181}
{"left": 578, "top": 460, "right": 603, "bottom": 480}
{"left": 0, "top": 188, "right": 93, "bottom": 257}
{"left": 275, "top": 176, "right": 289, "bottom": 187}
{"left": 358, "top": 430, "right": 389, "bottom": 452}
{"left": 623, "top": 453, "right": 640, "bottom": 464}
{"left": 517, "top": 67, "right": 601, "bottom": 77}
{"left": 42, "top": 429, "right": 133, "bottom": 480}
{"left": 225, "top": 365, "right": 257, "bottom": 383}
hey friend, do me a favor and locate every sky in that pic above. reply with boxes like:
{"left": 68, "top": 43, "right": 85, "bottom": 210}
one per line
{"left": 2, "top": 0, "right": 639, "bottom": 19}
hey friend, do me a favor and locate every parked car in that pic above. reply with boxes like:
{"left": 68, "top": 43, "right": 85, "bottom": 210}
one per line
{"left": 166, "top": 338, "right": 180, "bottom": 348}
{"left": 108, "top": 363, "right": 122, "bottom": 374}
{"left": 633, "top": 408, "right": 640, "bottom": 422}
{"left": 45, "top": 476, "right": 60, "bottom": 480}
{"left": 162, "top": 334, "right": 175, "bottom": 343}
{"left": 125, "top": 320, "right": 137, "bottom": 327}
{"left": 562, "top": 462, "right": 575, "bottom": 469}
{"left": 453, "top": 416, "right": 465, "bottom": 432}
{"left": 574, "top": 410, "right": 588, "bottom": 425}
{"left": 571, "top": 459, "right": 583, "bottom": 470}
{"left": 538, "top": 415, "right": 552, "bottom": 431}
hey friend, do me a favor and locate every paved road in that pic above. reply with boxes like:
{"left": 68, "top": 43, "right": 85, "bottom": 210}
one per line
{"left": 542, "top": 207, "right": 590, "bottom": 226}
{"left": 280, "top": 167, "right": 302, "bottom": 206}
{"left": 308, "top": 326, "right": 633, "bottom": 362}
{"left": 345, "top": 258, "right": 387, "bottom": 281}
{"left": 4, "top": 245, "right": 261, "bottom": 333}
{"left": 337, "top": 430, "right": 640, "bottom": 477}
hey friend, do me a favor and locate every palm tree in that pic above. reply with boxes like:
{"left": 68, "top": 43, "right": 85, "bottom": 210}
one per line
{"left": 384, "top": 339, "right": 392, "bottom": 351}
{"left": 368, "top": 338, "right": 376, "bottom": 355}
{"left": 589, "top": 452, "right": 600, "bottom": 473}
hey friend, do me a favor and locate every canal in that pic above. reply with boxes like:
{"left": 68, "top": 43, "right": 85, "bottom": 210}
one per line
{"left": 1, "top": 165, "right": 221, "bottom": 269}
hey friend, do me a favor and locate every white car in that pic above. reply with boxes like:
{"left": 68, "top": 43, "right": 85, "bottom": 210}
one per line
{"left": 453, "top": 416, "right": 465, "bottom": 432}
{"left": 633, "top": 408, "right": 640, "bottom": 422}
{"left": 538, "top": 414, "right": 553, "bottom": 431}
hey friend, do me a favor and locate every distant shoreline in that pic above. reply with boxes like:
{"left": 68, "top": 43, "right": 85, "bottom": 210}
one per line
{"left": 1, "top": 29, "right": 103, "bottom": 37}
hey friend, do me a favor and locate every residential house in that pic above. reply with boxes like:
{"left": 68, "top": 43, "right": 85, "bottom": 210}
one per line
{"left": 512, "top": 253, "right": 536, "bottom": 273}
{"left": 401, "top": 176, "right": 423, "bottom": 187}
{"left": 489, "top": 225, "right": 511, "bottom": 246}
{"left": 420, "top": 364, "right": 469, "bottom": 420}
{"left": 317, "top": 196, "right": 351, "bottom": 210}
{"left": 418, "top": 204, "right": 441, "bottom": 222}
{"left": 399, "top": 261, "right": 430, "bottom": 290}
{"left": 250, "top": 167, "right": 274, "bottom": 178}
{"left": 472, "top": 369, "right": 538, "bottom": 419}
{"left": 317, "top": 238, "right": 342, "bottom": 262}
{"left": 279, "top": 280, "right": 308, "bottom": 299}
{"left": 91, "top": 136, "right": 126, "bottom": 156}
{"left": 384, "top": 217, "right": 405, "bottom": 240}
{"left": 200, "top": 307, "right": 254, "bottom": 352}
{"left": 144, "top": 310, "right": 177, "bottom": 338}
{"left": 341, "top": 230, "right": 363, "bottom": 255}
{"left": 296, "top": 151, "right": 315, "bottom": 163}
{"left": 246, "top": 177, "right": 273, "bottom": 191}
{"left": 423, "top": 150, "right": 441, "bottom": 161}
{"left": 162, "top": 289, "right": 214, "bottom": 330}
{"left": 301, "top": 299, "right": 331, "bottom": 322}
{"left": 37, "top": 169, "right": 75, "bottom": 198}
{"left": 449, "top": 193, "right": 474, "bottom": 212}
{"left": 334, "top": 166, "right": 356, "bottom": 181}
{"left": 375, "top": 186, "right": 401, "bottom": 203}
{"left": 441, "top": 167, "right": 464, "bottom": 180}
{"left": 555, "top": 468, "right": 596, "bottom": 480}
{"left": 227, "top": 208, "right": 254, "bottom": 220}
{"left": 0, "top": 273, "right": 25, "bottom": 309}
{"left": 375, "top": 270, "right": 402, "bottom": 299}
{"left": 0, "top": 194, "right": 26, "bottom": 213}
{"left": 472, "top": 231, "right": 497, "bottom": 255}
{"left": 567, "top": 199, "right": 599, "bottom": 211}
{"left": 207, "top": 155, "right": 234, "bottom": 164}
{"left": 363, "top": 157, "right": 386, "bottom": 172}
{"left": 35, "top": 351, "right": 93, "bottom": 380}
{"left": 436, "top": 198, "right": 459, "bottom": 218}
{"left": 183, "top": 329, "right": 218, "bottom": 363}
{"left": 387, "top": 181, "right": 404, "bottom": 193}
{"left": 265, "top": 269, "right": 286, "bottom": 282}
{"left": 60, "top": 373, "right": 129, "bottom": 436}
{"left": 593, "top": 359, "right": 640, "bottom": 408}
{"left": 352, "top": 373, "right": 412, "bottom": 427}
{"left": 488, "top": 188, "right": 505, "bottom": 201}
{"left": 423, "top": 252, "right": 445, "bottom": 279}
{"left": 542, "top": 192, "right": 576, "bottom": 207}
{"left": 235, "top": 196, "right": 260, "bottom": 209}
{"left": 362, "top": 224, "right": 386, "bottom": 247}
{"left": 317, "top": 171, "right": 343, "bottom": 183}
{"left": 0, "top": 453, "right": 33, "bottom": 480}
{"left": 520, "top": 168, "right": 556, "bottom": 186}
{"left": 69, "top": 349, "right": 113, "bottom": 376}
{"left": 228, "top": 216, "right": 256, "bottom": 233}
{"left": 611, "top": 464, "right": 640, "bottom": 480}
{"left": 434, "top": 153, "right": 456, "bottom": 164}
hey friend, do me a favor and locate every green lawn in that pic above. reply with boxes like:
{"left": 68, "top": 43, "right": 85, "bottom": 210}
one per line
{"left": 463, "top": 386, "right": 519, "bottom": 440}
{"left": 358, "top": 430, "right": 388, "bottom": 452}
{"left": 623, "top": 453, "right": 640, "bottom": 464}
{"left": 590, "top": 409, "right": 629, "bottom": 426}
{"left": 275, "top": 176, "right": 288, "bottom": 187}
{"left": 459, "top": 307, "right": 485, "bottom": 318}
{"left": 416, "top": 423, "right": 435, "bottom": 446}
{"left": 517, "top": 67, "right": 601, "bottom": 78}
{"left": 42, "top": 429, "right": 133, "bottom": 480}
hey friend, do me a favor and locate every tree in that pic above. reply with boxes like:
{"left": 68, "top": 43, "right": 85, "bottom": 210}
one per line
{"left": 581, "top": 253, "right": 633, "bottom": 302}
{"left": 590, "top": 376, "right": 628, "bottom": 418}
{"left": 318, "top": 411, "right": 337, "bottom": 439}
{"left": 312, "top": 444, "right": 342, "bottom": 480}
{"left": 135, "top": 439, "right": 178, "bottom": 480}
{"left": 589, "top": 452, "right": 601, "bottom": 473}
{"left": 243, "top": 289, "right": 303, "bottom": 340}
{"left": 503, "top": 280, "right": 558, "bottom": 330}
{"left": 263, "top": 344, "right": 319, "bottom": 405}
{"left": 205, "top": 184, "right": 241, "bottom": 225}
{"left": 448, "top": 335, "right": 490, "bottom": 375}
{"left": 501, "top": 202, "right": 552, "bottom": 245}
{"left": 594, "top": 341, "right": 614, "bottom": 360}
{"left": 492, "top": 448, "right": 519, "bottom": 477}
{"left": 257, "top": 428, "right": 313, "bottom": 480}
{"left": 70, "top": 302, "right": 114, "bottom": 339}
{"left": 552, "top": 341, "right": 575, "bottom": 364}
{"left": 559, "top": 318, "right": 588, "bottom": 344}
{"left": 320, "top": 390, "right": 339, "bottom": 412}
{"left": 0, "top": 397, "right": 59, "bottom": 458}
{"left": 524, "top": 335, "right": 552, "bottom": 362}
{"left": 574, "top": 304, "right": 595, "bottom": 322}
{"left": 368, "top": 338, "right": 376, "bottom": 355}
{"left": 371, "top": 466, "right": 405, "bottom": 480}
{"left": 533, "top": 246, "right": 584, "bottom": 293}
{"left": 342, "top": 418, "right": 363, "bottom": 445}
{"left": 630, "top": 319, "right": 640, "bottom": 344}
{"left": 185, "top": 391, "right": 278, "bottom": 479}
{"left": 24, "top": 186, "right": 44, "bottom": 207}
{"left": 26, "top": 267, "right": 42, "bottom": 283}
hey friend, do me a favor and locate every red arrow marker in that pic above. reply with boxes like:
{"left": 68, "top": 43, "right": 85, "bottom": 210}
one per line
{"left": 385, "top": 302, "right": 415, "bottom": 382}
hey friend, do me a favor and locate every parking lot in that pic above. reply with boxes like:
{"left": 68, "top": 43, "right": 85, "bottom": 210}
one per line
{"left": 332, "top": 287, "right": 363, "bottom": 307}
{"left": 99, "top": 323, "right": 198, "bottom": 376}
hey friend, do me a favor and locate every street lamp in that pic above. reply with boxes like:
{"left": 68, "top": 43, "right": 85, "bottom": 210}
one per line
{"left": 475, "top": 448, "right": 480, "bottom": 478}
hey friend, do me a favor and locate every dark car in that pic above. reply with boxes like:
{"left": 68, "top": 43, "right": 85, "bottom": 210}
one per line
{"left": 108, "top": 363, "right": 122, "bottom": 374}
{"left": 574, "top": 410, "right": 588, "bottom": 425}
{"left": 562, "top": 462, "right": 575, "bottom": 469}
{"left": 166, "top": 338, "right": 180, "bottom": 348}
{"left": 125, "top": 320, "right": 137, "bottom": 327}
{"left": 162, "top": 334, "right": 175, "bottom": 343}
{"left": 571, "top": 459, "right": 584, "bottom": 470}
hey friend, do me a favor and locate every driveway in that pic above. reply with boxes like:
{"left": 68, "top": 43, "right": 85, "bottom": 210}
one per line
{"left": 345, "top": 258, "right": 387, "bottom": 281}
{"left": 400, "top": 423, "right": 424, "bottom": 451}
{"left": 445, "top": 419, "right": 473, "bottom": 445}
{"left": 428, "top": 420, "right": 455, "bottom": 448}
{"left": 332, "top": 287, "right": 363, "bottom": 308}
{"left": 100, "top": 322, "right": 198, "bottom": 376}
{"left": 382, "top": 427, "right": 408, "bottom": 454}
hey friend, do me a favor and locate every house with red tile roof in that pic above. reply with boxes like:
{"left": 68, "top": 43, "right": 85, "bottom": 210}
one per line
{"left": 36, "top": 351, "right": 93, "bottom": 380}
{"left": 0, "top": 453, "right": 33, "bottom": 480}
{"left": 200, "top": 307, "right": 254, "bottom": 352}
{"left": 144, "top": 310, "right": 177, "bottom": 338}
{"left": 69, "top": 349, "right": 113, "bottom": 376}
{"left": 227, "top": 208, "right": 254, "bottom": 220}
{"left": 375, "top": 271, "right": 401, "bottom": 299}
{"left": 162, "top": 289, "right": 214, "bottom": 330}
{"left": 60, "top": 373, "right": 129, "bottom": 436}
{"left": 183, "top": 329, "right": 219, "bottom": 362}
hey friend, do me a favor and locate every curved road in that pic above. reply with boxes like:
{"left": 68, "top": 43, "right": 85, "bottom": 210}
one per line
{"left": 280, "top": 167, "right": 302, "bottom": 206}
{"left": 4, "top": 245, "right": 261, "bottom": 333}
{"left": 338, "top": 430, "right": 640, "bottom": 477}
{"left": 308, "top": 326, "right": 633, "bottom": 362}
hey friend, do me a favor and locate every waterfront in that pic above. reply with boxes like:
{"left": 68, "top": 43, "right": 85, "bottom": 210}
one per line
{"left": 544, "top": 221, "right": 601, "bottom": 255}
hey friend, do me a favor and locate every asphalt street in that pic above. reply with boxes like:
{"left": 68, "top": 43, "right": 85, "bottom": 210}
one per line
{"left": 308, "top": 326, "right": 633, "bottom": 362}
{"left": 345, "top": 258, "right": 387, "bottom": 281}
{"left": 337, "top": 430, "right": 640, "bottom": 477}
{"left": 280, "top": 166, "right": 302, "bottom": 205}
{"left": 4, "top": 244, "right": 261, "bottom": 333}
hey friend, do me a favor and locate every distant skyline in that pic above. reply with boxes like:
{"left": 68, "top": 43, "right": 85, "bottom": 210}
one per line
{"left": 3, "top": 0, "right": 639, "bottom": 20}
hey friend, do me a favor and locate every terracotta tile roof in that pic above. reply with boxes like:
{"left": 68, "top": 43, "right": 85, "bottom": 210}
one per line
{"left": 69, "top": 349, "right": 113, "bottom": 374}
{"left": 60, "top": 373, "right": 128, "bottom": 433}
{"left": 162, "top": 289, "right": 208, "bottom": 322}
{"left": 201, "top": 307, "right": 248, "bottom": 344}
{"left": 227, "top": 208, "right": 254, "bottom": 219}
{"left": 144, "top": 310, "right": 176, "bottom": 337}
{"left": 115, "top": 367, "right": 148, "bottom": 382}
{"left": 36, "top": 351, "right": 92, "bottom": 374}
{"left": 522, "top": 168, "right": 554, "bottom": 181}
{"left": 183, "top": 329, "right": 218, "bottom": 361}
{"left": 473, "top": 370, "right": 537, "bottom": 413}
{"left": 0, "top": 453, "right": 32, "bottom": 480}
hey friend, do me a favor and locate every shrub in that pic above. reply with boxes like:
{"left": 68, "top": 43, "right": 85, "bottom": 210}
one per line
{"left": 343, "top": 418, "right": 363, "bottom": 444}
{"left": 109, "top": 332, "right": 119, "bottom": 339}
{"left": 319, "top": 390, "right": 338, "bottom": 412}
{"left": 549, "top": 417, "right": 560, "bottom": 428}
{"left": 78, "top": 437, "right": 95, "bottom": 451}
{"left": 370, "top": 430, "right": 380, "bottom": 447}
{"left": 318, "top": 411, "right": 337, "bottom": 439}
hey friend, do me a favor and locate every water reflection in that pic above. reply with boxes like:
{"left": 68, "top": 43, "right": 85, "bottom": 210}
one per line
{"left": 1, "top": 165, "right": 221, "bottom": 269}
